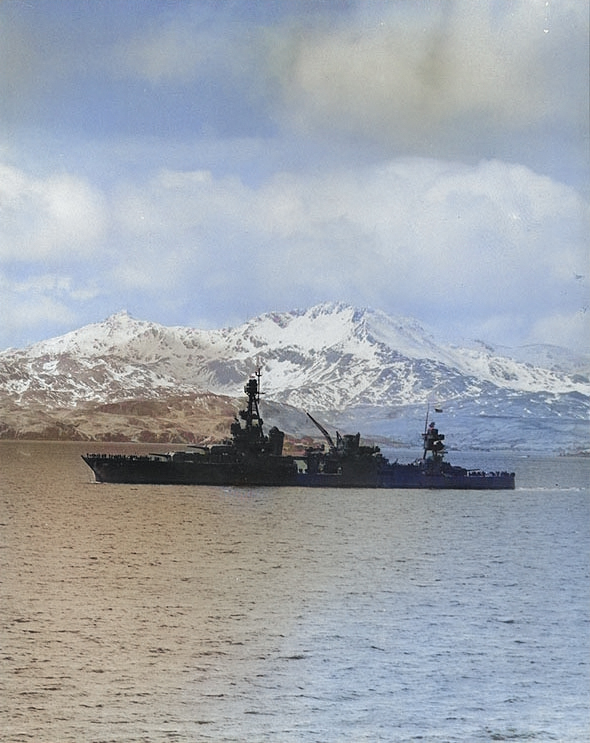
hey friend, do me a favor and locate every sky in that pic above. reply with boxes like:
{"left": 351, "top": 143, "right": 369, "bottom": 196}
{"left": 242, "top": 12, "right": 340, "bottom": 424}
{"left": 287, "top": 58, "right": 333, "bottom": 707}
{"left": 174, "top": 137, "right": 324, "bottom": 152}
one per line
{"left": 0, "top": 0, "right": 588, "bottom": 352}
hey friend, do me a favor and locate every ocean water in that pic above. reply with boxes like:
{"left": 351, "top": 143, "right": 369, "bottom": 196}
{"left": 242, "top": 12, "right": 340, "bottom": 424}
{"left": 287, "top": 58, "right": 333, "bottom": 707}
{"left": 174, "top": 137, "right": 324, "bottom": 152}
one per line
{"left": 1, "top": 442, "right": 588, "bottom": 743}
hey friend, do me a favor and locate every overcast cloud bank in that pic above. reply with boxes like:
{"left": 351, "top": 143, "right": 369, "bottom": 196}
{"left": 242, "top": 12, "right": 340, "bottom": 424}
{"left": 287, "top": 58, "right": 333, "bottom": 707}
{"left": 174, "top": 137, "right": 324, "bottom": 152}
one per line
{"left": 0, "top": 0, "right": 588, "bottom": 350}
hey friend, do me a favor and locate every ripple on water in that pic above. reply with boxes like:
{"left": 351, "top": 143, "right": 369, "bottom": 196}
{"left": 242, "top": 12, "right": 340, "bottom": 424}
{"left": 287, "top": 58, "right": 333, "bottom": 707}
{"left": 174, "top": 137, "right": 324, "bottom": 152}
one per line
{"left": 0, "top": 443, "right": 588, "bottom": 742}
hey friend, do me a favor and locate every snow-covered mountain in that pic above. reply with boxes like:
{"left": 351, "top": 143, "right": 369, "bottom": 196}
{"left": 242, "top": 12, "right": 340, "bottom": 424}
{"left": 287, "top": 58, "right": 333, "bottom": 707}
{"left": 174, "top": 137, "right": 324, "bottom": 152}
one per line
{"left": 1, "top": 303, "right": 588, "bottom": 451}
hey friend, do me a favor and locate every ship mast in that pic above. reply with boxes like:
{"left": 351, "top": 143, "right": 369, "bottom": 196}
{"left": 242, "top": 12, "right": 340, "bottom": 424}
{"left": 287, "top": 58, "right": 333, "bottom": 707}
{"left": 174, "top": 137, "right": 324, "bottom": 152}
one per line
{"left": 242, "top": 367, "right": 264, "bottom": 438}
{"left": 422, "top": 416, "right": 445, "bottom": 461}
{"left": 423, "top": 403, "right": 430, "bottom": 458}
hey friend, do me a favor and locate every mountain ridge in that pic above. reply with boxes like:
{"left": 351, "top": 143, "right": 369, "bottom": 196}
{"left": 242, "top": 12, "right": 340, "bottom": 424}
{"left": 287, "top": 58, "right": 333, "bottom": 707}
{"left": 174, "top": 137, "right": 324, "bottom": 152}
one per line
{"left": 1, "top": 303, "right": 588, "bottom": 451}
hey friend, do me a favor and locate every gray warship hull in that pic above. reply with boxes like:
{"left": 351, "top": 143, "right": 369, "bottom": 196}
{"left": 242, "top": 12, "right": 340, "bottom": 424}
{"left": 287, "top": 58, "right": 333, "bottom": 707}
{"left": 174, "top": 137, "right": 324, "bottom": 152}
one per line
{"left": 82, "top": 371, "right": 515, "bottom": 490}
{"left": 82, "top": 452, "right": 515, "bottom": 490}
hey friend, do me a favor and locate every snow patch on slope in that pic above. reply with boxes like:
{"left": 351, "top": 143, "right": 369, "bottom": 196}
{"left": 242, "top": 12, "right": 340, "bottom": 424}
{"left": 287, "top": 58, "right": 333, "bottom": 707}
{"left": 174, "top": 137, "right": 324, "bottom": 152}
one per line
{"left": 1, "top": 303, "right": 588, "bottom": 421}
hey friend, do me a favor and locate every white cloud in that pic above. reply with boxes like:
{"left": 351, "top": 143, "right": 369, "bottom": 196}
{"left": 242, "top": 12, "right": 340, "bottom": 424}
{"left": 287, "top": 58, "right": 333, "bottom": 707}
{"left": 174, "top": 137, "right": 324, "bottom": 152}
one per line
{"left": 269, "top": 0, "right": 587, "bottom": 155}
{"left": 1, "top": 1, "right": 586, "bottom": 353}
{"left": 102, "top": 0, "right": 588, "bottom": 176}
{"left": 0, "top": 269, "right": 106, "bottom": 348}
{"left": 530, "top": 311, "right": 590, "bottom": 349}
{"left": 0, "top": 164, "right": 107, "bottom": 261}
{"left": 0, "top": 272, "right": 75, "bottom": 342}
{"left": 0, "top": 155, "right": 587, "bottom": 350}
{"left": 109, "top": 10, "right": 253, "bottom": 88}
{"left": 106, "top": 0, "right": 587, "bottom": 135}
{"left": 2, "top": 151, "right": 586, "bottom": 347}
{"left": 102, "top": 157, "right": 588, "bottom": 347}
{"left": 112, "top": 22, "right": 211, "bottom": 84}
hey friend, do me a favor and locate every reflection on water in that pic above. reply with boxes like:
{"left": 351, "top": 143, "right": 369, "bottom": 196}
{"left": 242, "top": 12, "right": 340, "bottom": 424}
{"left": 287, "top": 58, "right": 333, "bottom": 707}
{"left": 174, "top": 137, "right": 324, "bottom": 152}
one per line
{"left": 1, "top": 442, "right": 589, "bottom": 742}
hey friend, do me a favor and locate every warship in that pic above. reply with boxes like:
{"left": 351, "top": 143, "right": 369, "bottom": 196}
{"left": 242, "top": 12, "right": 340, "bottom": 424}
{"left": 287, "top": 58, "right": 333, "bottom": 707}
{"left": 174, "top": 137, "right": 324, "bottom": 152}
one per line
{"left": 82, "top": 371, "right": 515, "bottom": 489}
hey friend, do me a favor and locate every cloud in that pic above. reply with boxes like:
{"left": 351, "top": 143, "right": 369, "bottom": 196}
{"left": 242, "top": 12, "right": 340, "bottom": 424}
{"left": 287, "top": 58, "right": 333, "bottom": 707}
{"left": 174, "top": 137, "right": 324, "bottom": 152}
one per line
{"left": 0, "top": 154, "right": 587, "bottom": 350}
{"left": 2, "top": 1, "right": 586, "bottom": 177}
{"left": 112, "top": 23, "right": 206, "bottom": 85}
{"left": 0, "top": 164, "right": 106, "bottom": 261}
{"left": 0, "top": 1, "right": 586, "bottom": 350}
{"left": 270, "top": 0, "right": 588, "bottom": 156}
{"left": 0, "top": 271, "right": 80, "bottom": 345}
{"left": 111, "top": 1, "right": 587, "bottom": 145}
{"left": 102, "top": 157, "right": 588, "bottom": 346}
{"left": 96, "top": 0, "right": 588, "bottom": 175}
{"left": 531, "top": 311, "right": 590, "bottom": 350}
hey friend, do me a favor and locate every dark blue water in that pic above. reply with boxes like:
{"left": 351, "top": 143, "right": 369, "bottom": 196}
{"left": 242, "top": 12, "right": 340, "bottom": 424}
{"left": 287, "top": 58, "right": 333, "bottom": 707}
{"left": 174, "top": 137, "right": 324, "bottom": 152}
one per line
{"left": 1, "top": 443, "right": 588, "bottom": 742}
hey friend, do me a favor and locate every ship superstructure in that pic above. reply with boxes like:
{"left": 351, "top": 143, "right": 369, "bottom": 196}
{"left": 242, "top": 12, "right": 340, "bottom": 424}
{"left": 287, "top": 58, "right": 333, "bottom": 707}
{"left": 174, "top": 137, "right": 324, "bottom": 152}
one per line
{"left": 83, "top": 372, "right": 515, "bottom": 489}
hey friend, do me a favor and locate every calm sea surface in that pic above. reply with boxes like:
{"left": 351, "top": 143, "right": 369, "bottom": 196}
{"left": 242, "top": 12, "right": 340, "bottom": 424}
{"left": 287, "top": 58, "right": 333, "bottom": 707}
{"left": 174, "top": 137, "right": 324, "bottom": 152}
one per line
{"left": 1, "top": 442, "right": 588, "bottom": 743}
